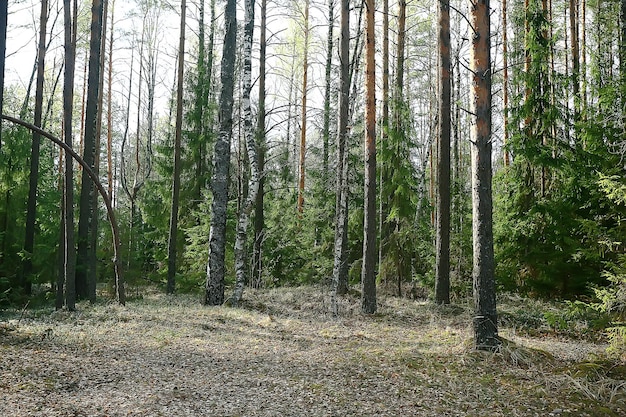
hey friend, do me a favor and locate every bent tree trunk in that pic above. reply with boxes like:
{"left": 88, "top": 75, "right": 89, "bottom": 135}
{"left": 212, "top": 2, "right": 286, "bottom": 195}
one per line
{"left": 2, "top": 115, "right": 125, "bottom": 306}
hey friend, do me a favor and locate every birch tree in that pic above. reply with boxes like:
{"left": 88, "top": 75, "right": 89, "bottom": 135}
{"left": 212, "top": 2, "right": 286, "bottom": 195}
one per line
{"left": 330, "top": 0, "right": 350, "bottom": 315}
{"left": 205, "top": 0, "right": 237, "bottom": 306}
{"left": 231, "top": 0, "right": 259, "bottom": 305}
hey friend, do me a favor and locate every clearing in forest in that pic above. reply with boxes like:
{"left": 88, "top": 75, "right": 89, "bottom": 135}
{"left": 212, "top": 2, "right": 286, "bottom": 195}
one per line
{"left": 1, "top": 286, "right": 624, "bottom": 416}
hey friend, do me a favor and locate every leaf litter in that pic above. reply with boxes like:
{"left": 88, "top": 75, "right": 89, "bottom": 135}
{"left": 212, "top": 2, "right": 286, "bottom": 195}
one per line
{"left": 1, "top": 285, "right": 624, "bottom": 416}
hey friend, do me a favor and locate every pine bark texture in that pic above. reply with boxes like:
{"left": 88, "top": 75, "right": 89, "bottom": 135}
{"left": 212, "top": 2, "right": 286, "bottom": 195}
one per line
{"left": 435, "top": 0, "right": 451, "bottom": 305}
{"left": 205, "top": 0, "right": 237, "bottom": 306}
{"left": 330, "top": 0, "right": 351, "bottom": 315}
{"left": 167, "top": 0, "right": 186, "bottom": 294}
{"left": 76, "top": 0, "right": 104, "bottom": 300}
{"left": 470, "top": 0, "right": 498, "bottom": 350}
{"left": 23, "top": 0, "right": 48, "bottom": 294}
{"left": 231, "top": 0, "right": 259, "bottom": 305}
{"left": 361, "top": 0, "right": 377, "bottom": 314}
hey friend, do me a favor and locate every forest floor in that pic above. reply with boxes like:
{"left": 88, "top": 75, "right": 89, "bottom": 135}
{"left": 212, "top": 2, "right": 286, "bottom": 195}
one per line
{"left": 1, "top": 285, "right": 625, "bottom": 417}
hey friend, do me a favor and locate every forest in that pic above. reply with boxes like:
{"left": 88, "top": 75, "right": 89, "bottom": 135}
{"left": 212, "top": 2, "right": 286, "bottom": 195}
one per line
{"left": 1, "top": 0, "right": 626, "bottom": 414}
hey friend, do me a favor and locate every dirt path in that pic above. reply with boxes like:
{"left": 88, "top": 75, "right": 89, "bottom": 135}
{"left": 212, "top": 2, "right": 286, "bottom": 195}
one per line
{"left": 1, "top": 287, "right": 624, "bottom": 416}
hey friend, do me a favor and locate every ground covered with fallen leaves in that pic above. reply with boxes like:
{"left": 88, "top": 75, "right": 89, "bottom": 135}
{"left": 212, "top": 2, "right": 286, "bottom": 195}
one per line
{"left": 1, "top": 286, "right": 625, "bottom": 416}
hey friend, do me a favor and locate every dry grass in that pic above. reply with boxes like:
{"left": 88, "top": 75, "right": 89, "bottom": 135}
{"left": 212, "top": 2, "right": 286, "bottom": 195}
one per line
{"left": 0, "top": 285, "right": 624, "bottom": 416}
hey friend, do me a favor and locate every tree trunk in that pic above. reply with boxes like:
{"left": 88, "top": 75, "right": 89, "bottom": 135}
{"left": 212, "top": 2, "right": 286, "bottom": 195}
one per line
{"left": 23, "top": 0, "right": 48, "bottom": 295}
{"left": 570, "top": 0, "right": 580, "bottom": 122}
{"left": 470, "top": 0, "right": 498, "bottom": 351}
{"left": 167, "top": 0, "right": 186, "bottom": 295}
{"left": 62, "top": 0, "right": 77, "bottom": 311}
{"left": 107, "top": 0, "right": 115, "bottom": 202}
{"left": 231, "top": 0, "right": 258, "bottom": 305}
{"left": 297, "top": 0, "right": 310, "bottom": 215}
{"left": 330, "top": 0, "right": 351, "bottom": 315}
{"left": 502, "top": 0, "right": 510, "bottom": 166}
{"left": 252, "top": 0, "right": 267, "bottom": 288}
{"left": 204, "top": 0, "right": 237, "bottom": 306}
{"left": 435, "top": 0, "right": 451, "bottom": 305}
{"left": 76, "top": 0, "right": 104, "bottom": 300}
{"left": 361, "top": 0, "right": 377, "bottom": 314}
{"left": 378, "top": 0, "right": 389, "bottom": 273}
{"left": 0, "top": 0, "right": 7, "bottom": 148}
{"left": 322, "top": 0, "right": 334, "bottom": 176}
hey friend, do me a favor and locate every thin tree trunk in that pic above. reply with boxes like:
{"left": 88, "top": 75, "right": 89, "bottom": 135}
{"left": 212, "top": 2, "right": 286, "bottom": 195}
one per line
{"left": 361, "top": 0, "right": 377, "bottom": 314}
{"left": 378, "top": 0, "right": 389, "bottom": 273}
{"left": 253, "top": 0, "right": 267, "bottom": 288}
{"left": 167, "top": 0, "right": 186, "bottom": 295}
{"left": 322, "top": 0, "right": 334, "bottom": 176}
{"left": 0, "top": 0, "right": 7, "bottom": 147}
{"left": 502, "top": 0, "right": 510, "bottom": 166}
{"left": 204, "top": 0, "right": 237, "bottom": 306}
{"left": 331, "top": 0, "right": 351, "bottom": 314}
{"left": 231, "top": 0, "right": 258, "bottom": 305}
{"left": 435, "top": 0, "right": 451, "bottom": 305}
{"left": 107, "top": 0, "right": 115, "bottom": 201}
{"left": 62, "top": 0, "right": 77, "bottom": 310}
{"left": 570, "top": 0, "right": 580, "bottom": 122}
{"left": 470, "top": 0, "right": 498, "bottom": 351}
{"left": 76, "top": 0, "right": 104, "bottom": 299}
{"left": 297, "top": 0, "right": 310, "bottom": 215}
{"left": 23, "top": 0, "right": 49, "bottom": 295}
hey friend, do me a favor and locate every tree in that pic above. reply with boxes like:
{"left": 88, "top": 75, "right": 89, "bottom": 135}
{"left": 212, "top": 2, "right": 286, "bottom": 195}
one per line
{"left": 297, "top": 0, "right": 310, "bottom": 215}
{"left": 60, "top": 0, "right": 78, "bottom": 311}
{"left": 435, "top": 0, "right": 451, "bottom": 305}
{"left": 470, "top": 0, "right": 498, "bottom": 350}
{"left": 76, "top": 0, "right": 105, "bottom": 301}
{"left": 361, "top": 0, "right": 377, "bottom": 314}
{"left": 0, "top": 0, "right": 7, "bottom": 148}
{"left": 167, "top": 0, "right": 186, "bottom": 294}
{"left": 23, "top": 0, "right": 49, "bottom": 295}
{"left": 330, "top": 0, "right": 350, "bottom": 315}
{"left": 231, "top": 0, "right": 259, "bottom": 305}
{"left": 252, "top": 0, "right": 267, "bottom": 288}
{"left": 204, "top": 0, "right": 237, "bottom": 306}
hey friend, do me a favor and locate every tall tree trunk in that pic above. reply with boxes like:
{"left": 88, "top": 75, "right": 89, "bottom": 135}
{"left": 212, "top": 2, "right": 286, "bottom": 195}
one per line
{"left": 331, "top": 0, "right": 351, "bottom": 314}
{"left": 502, "top": 0, "right": 510, "bottom": 166}
{"left": 435, "top": 0, "right": 451, "bottom": 305}
{"left": 23, "top": 0, "right": 49, "bottom": 295}
{"left": 167, "top": 0, "right": 186, "bottom": 295}
{"left": 470, "top": 0, "right": 498, "bottom": 351}
{"left": 76, "top": 0, "right": 104, "bottom": 300}
{"left": 204, "top": 0, "right": 237, "bottom": 306}
{"left": 570, "top": 0, "right": 580, "bottom": 122}
{"left": 107, "top": 0, "right": 116, "bottom": 201}
{"left": 253, "top": 0, "right": 267, "bottom": 288}
{"left": 0, "top": 0, "right": 7, "bottom": 148}
{"left": 322, "top": 0, "right": 334, "bottom": 176}
{"left": 361, "top": 0, "right": 377, "bottom": 314}
{"left": 297, "top": 0, "right": 310, "bottom": 215}
{"left": 193, "top": 0, "right": 206, "bottom": 202}
{"left": 378, "top": 0, "right": 389, "bottom": 272}
{"left": 62, "top": 0, "right": 77, "bottom": 311}
{"left": 231, "top": 0, "right": 258, "bottom": 305}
